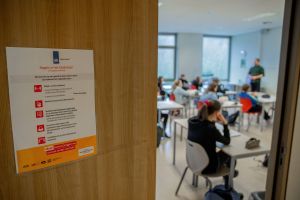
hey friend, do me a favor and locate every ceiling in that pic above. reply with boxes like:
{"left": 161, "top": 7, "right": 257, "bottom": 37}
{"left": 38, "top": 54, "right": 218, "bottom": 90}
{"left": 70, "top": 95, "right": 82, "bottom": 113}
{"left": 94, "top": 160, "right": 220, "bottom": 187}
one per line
{"left": 159, "top": 0, "right": 285, "bottom": 35}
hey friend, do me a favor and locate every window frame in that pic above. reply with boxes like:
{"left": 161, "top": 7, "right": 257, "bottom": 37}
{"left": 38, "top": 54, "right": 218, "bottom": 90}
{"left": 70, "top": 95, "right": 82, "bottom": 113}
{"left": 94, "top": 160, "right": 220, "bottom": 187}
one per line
{"left": 158, "top": 33, "right": 177, "bottom": 81}
{"left": 202, "top": 35, "right": 232, "bottom": 81}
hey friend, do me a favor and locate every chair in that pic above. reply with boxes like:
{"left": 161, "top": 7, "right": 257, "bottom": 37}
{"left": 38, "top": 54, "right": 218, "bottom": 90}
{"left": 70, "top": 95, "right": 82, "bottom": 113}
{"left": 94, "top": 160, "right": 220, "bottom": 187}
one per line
{"left": 190, "top": 85, "right": 197, "bottom": 90}
{"left": 175, "top": 140, "right": 230, "bottom": 195}
{"left": 169, "top": 93, "right": 176, "bottom": 101}
{"left": 239, "top": 97, "right": 261, "bottom": 131}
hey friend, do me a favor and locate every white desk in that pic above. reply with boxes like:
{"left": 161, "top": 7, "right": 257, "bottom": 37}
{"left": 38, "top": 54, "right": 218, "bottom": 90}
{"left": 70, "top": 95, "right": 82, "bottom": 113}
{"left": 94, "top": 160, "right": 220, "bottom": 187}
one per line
{"left": 157, "top": 101, "right": 184, "bottom": 137}
{"left": 220, "top": 135, "right": 270, "bottom": 187}
{"left": 172, "top": 118, "right": 240, "bottom": 165}
{"left": 172, "top": 118, "right": 269, "bottom": 188}
{"left": 254, "top": 93, "right": 276, "bottom": 131}
{"left": 225, "top": 91, "right": 238, "bottom": 95}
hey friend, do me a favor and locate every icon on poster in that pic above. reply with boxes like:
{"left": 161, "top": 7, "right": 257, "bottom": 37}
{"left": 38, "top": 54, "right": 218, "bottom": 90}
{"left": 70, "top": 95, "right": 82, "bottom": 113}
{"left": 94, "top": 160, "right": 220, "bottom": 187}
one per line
{"left": 35, "top": 100, "right": 43, "bottom": 108}
{"left": 37, "top": 124, "right": 45, "bottom": 132}
{"left": 36, "top": 110, "right": 44, "bottom": 118}
{"left": 34, "top": 85, "right": 42, "bottom": 92}
{"left": 38, "top": 137, "right": 46, "bottom": 145}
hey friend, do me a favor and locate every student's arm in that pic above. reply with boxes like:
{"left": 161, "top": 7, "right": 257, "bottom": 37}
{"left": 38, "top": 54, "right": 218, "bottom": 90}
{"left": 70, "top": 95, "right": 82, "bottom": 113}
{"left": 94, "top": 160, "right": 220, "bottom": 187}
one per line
{"left": 246, "top": 93, "right": 258, "bottom": 105}
{"left": 213, "top": 125, "right": 230, "bottom": 145}
{"left": 214, "top": 113, "right": 230, "bottom": 145}
{"left": 178, "top": 87, "right": 191, "bottom": 96}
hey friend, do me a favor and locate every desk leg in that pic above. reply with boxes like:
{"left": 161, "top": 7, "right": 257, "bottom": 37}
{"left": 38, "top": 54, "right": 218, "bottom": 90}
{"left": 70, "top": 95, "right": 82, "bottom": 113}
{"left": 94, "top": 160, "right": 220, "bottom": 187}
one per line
{"left": 173, "top": 122, "right": 177, "bottom": 165}
{"left": 180, "top": 126, "right": 183, "bottom": 141}
{"left": 260, "top": 103, "right": 265, "bottom": 132}
{"left": 228, "top": 157, "right": 236, "bottom": 188}
{"left": 238, "top": 107, "right": 242, "bottom": 132}
{"left": 169, "top": 112, "right": 172, "bottom": 134}
{"left": 192, "top": 174, "right": 198, "bottom": 187}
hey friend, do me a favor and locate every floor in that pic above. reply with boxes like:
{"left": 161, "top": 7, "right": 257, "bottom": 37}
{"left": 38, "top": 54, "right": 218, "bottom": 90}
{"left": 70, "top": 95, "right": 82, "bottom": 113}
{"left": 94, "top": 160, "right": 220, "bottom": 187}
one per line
{"left": 156, "top": 109, "right": 273, "bottom": 200}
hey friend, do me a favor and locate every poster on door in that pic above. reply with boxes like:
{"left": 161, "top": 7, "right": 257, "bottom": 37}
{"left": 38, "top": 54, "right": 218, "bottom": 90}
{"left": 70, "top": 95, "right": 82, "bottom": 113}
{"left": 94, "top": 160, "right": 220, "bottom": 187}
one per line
{"left": 6, "top": 47, "right": 97, "bottom": 174}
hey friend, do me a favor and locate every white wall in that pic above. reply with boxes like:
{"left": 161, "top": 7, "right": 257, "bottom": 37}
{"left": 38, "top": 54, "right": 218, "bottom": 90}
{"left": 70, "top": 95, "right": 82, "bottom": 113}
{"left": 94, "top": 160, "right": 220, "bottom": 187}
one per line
{"left": 176, "top": 33, "right": 202, "bottom": 81}
{"left": 230, "top": 28, "right": 282, "bottom": 94}
{"left": 286, "top": 82, "right": 300, "bottom": 200}
{"left": 260, "top": 27, "right": 282, "bottom": 94}
{"left": 230, "top": 31, "right": 261, "bottom": 85}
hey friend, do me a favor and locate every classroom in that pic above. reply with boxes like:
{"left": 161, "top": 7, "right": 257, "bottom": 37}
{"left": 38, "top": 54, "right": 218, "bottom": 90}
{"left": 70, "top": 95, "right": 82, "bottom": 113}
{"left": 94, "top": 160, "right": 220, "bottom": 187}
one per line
{"left": 0, "top": 0, "right": 299, "bottom": 200}
{"left": 156, "top": 0, "right": 299, "bottom": 199}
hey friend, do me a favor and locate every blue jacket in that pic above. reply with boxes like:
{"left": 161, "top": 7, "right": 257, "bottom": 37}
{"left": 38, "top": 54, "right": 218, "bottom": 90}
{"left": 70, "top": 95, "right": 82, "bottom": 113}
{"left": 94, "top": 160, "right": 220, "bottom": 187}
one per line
{"left": 239, "top": 92, "right": 258, "bottom": 106}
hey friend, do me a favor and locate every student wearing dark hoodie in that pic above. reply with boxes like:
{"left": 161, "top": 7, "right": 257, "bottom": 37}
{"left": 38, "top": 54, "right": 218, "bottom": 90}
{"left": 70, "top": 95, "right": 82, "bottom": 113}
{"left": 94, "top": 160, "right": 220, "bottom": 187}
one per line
{"left": 187, "top": 100, "right": 238, "bottom": 188}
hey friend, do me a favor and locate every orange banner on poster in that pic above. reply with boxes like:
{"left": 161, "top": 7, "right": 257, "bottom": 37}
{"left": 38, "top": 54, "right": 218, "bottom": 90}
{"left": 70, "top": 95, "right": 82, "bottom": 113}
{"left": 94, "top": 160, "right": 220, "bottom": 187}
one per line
{"left": 17, "top": 135, "right": 96, "bottom": 173}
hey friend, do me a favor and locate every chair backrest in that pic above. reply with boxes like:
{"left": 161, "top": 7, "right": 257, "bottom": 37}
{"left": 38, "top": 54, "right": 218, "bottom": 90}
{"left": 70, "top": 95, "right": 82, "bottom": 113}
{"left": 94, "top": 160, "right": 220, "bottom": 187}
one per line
{"left": 190, "top": 85, "right": 197, "bottom": 90}
{"left": 186, "top": 140, "right": 209, "bottom": 175}
{"left": 239, "top": 97, "right": 253, "bottom": 113}
{"left": 170, "top": 93, "right": 176, "bottom": 101}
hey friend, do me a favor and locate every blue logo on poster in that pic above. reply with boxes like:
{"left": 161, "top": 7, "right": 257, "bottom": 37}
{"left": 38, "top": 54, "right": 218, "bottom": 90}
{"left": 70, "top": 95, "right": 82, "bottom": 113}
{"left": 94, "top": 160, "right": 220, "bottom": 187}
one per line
{"left": 53, "top": 51, "right": 59, "bottom": 64}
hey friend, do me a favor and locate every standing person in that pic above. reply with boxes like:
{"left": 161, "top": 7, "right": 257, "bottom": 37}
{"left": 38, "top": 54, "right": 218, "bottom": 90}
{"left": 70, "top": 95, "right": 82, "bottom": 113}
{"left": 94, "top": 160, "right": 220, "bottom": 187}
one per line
{"left": 248, "top": 58, "right": 265, "bottom": 92}
{"left": 179, "top": 74, "right": 190, "bottom": 90}
{"left": 191, "top": 76, "right": 203, "bottom": 90}
{"left": 188, "top": 100, "right": 239, "bottom": 189}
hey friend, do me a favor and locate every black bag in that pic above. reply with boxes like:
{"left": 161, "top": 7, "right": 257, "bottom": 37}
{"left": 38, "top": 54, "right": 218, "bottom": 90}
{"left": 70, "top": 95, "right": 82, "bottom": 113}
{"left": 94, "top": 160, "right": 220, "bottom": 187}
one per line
{"left": 157, "top": 124, "right": 163, "bottom": 148}
{"left": 205, "top": 185, "right": 243, "bottom": 200}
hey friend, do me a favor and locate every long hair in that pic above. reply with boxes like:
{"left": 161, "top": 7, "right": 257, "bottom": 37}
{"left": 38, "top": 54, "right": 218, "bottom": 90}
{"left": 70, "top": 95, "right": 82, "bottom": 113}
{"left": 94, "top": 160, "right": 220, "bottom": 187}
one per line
{"left": 197, "top": 100, "right": 221, "bottom": 121}
{"left": 172, "top": 80, "right": 181, "bottom": 91}
{"left": 205, "top": 83, "right": 218, "bottom": 93}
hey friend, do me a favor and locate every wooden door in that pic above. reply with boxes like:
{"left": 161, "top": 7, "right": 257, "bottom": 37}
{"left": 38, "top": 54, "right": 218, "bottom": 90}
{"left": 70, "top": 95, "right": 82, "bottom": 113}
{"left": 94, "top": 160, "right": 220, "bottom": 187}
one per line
{"left": 0, "top": 0, "right": 157, "bottom": 199}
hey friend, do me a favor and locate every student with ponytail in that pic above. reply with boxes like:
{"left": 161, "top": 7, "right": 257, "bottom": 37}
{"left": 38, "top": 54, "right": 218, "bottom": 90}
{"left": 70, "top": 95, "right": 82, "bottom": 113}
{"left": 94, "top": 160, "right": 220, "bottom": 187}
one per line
{"left": 188, "top": 100, "right": 238, "bottom": 188}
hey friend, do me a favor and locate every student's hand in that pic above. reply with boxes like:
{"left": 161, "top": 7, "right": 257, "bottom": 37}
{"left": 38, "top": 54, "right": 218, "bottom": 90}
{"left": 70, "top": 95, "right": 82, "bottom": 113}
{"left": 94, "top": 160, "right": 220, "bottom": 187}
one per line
{"left": 216, "top": 112, "right": 228, "bottom": 125}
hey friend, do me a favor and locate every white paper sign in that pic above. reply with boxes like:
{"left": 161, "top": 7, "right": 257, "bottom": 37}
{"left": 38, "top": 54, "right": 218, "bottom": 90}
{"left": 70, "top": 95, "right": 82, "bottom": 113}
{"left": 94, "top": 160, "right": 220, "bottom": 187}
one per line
{"left": 6, "top": 47, "right": 97, "bottom": 173}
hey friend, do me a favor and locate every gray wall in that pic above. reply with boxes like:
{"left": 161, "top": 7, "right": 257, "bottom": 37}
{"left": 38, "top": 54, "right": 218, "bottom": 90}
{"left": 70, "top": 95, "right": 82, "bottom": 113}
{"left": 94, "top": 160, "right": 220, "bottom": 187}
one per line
{"left": 173, "top": 28, "right": 282, "bottom": 92}
{"left": 260, "top": 28, "right": 282, "bottom": 94}
{"left": 230, "top": 31, "right": 261, "bottom": 85}
{"left": 230, "top": 27, "right": 282, "bottom": 94}
{"left": 286, "top": 82, "right": 300, "bottom": 199}
{"left": 176, "top": 33, "right": 202, "bottom": 81}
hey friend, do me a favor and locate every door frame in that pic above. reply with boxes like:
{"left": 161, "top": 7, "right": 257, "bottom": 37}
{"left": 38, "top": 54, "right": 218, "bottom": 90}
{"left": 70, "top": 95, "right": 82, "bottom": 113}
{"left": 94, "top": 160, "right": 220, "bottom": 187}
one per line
{"left": 266, "top": 0, "right": 300, "bottom": 199}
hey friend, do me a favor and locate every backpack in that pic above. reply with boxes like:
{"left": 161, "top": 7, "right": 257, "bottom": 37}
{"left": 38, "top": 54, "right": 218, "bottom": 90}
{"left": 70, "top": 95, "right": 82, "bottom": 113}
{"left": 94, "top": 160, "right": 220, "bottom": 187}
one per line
{"left": 205, "top": 185, "right": 243, "bottom": 200}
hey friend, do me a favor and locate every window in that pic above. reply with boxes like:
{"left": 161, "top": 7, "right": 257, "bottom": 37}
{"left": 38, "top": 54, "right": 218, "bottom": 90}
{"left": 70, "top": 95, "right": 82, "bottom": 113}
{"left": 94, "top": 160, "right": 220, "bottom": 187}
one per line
{"left": 158, "top": 34, "right": 176, "bottom": 80}
{"left": 202, "top": 36, "right": 230, "bottom": 80}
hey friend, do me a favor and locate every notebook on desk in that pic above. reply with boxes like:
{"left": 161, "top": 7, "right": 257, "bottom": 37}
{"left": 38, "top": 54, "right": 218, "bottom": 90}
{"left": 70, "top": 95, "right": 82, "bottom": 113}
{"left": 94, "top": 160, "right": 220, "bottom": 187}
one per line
{"left": 216, "top": 123, "right": 241, "bottom": 137}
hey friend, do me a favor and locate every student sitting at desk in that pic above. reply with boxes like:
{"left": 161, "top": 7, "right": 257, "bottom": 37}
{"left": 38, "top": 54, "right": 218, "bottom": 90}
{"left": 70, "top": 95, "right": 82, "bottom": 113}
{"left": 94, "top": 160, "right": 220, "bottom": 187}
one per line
{"left": 191, "top": 76, "right": 203, "bottom": 90}
{"left": 212, "top": 77, "right": 228, "bottom": 94}
{"left": 239, "top": 84, "right": 270, "bottom": 120}
{"left": 158, "top": 76, "right": 166, "bottom": 100}
{"left": 179, "top": 74, "right": 190, "bottom": 90}
{"left": 188, "top": 100, "right": 238, "bottom": 188}
{"left": 201, "top": 83, "right": 239, "bottom": 126}
{"left": 172, "top": 80, "right": 191, "bottom": 105}
{"left": 157, "top": 76, "right": 169, "bottom": 136}
{"left": 200, "top": 83, "right": 218, "bottom": 101}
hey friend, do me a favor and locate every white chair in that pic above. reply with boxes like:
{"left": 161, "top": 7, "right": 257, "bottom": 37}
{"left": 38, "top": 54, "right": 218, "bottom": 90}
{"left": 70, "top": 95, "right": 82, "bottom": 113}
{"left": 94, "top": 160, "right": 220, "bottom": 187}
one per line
{"left": 175, "top": 140, "right": 230, "bottom": 195}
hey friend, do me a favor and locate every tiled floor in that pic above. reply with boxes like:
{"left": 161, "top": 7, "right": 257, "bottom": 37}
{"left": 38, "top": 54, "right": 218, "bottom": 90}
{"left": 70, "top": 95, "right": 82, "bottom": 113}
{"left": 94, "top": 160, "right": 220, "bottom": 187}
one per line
{"left": 156, "top": 111, "right": 273, "bottom": 200}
